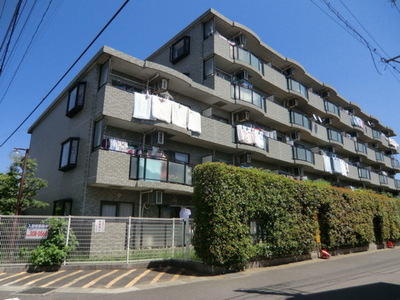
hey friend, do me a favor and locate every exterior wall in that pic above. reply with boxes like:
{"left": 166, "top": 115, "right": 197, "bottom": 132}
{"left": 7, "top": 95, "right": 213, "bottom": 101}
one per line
{"left": 29, "top": 65, "right": 100, "bottom": 215}
{"left": 28, "top": 9, "right": 400, "bottom": 219}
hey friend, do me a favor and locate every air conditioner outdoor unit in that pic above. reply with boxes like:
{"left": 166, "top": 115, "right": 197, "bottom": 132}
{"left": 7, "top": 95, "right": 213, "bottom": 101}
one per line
{"left": 157, "top": 79, "right": 168, "bottom": 91}
{"left": 289, "top": 131, "right": 301, "bottom": 141}
{"left": 147, "top": 191, "right": 164, "bottom": 205}
{"left": 234, "top": 110, "right": 250, "bottom": 123}
{"left": 353, "top": 156, "right": 363, "bottom": 163}
{"left": 146, "top": 131, "right": 165, "bottom": 145}
{"left": 236, "top": 70, "right": 249, "bottom": 81}
{"left": 371, "top": 143, "right": 379, "bottom": 149}
{"left": 321, "top": 90, "right": 331, "bottom": 98}
{"left": 285, "top": 67, "right": 294, "bottom": 77}
{"left": 234, "top": 34, "right": 247, "bottom": 46}
{"left": 287, "top": 98, "right": 298, "bottom": 108}
{"left": 324, "top": 118, "right": 332, "bottom": 125}
{"left": 327, "top": 146, "right": 336, "bottom": 153}
{"left": 237, "top": 153, "right": 251, "bottom": 164}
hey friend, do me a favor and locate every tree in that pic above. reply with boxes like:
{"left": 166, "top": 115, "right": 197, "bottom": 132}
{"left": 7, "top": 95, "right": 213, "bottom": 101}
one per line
{"left": 0, "top": 158, "right": 48, "bottom": 215}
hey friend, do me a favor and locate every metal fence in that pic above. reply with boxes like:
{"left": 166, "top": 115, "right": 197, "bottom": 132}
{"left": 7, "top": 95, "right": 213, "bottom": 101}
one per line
{"left": 0, "top": 215, "right": 193, "bottom": 266}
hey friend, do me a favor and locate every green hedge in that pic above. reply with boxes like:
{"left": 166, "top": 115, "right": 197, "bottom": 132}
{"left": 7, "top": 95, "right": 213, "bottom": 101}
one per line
{"left": 192, "top": 163, "right": 400, "bottom": 271}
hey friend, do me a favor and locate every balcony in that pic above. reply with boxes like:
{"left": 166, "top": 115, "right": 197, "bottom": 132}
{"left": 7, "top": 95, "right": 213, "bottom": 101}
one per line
{"left": 232, "top": 45, "right": 264, "bottom": 74}
{"left": 287, "top": 78, "right": 308, "bottom": 99}
{"left": 324, "top": 100, "right": 340, "bottom": 117}
{"left": 289, "top": 111, "right": 311, "bottom": 131}
{"left": 327, "top": 128, "right": 343, "bottom": 144}
{"left": 293, "top": 146, "right": 314, "bottom": 164}
{"left": 130, "top": 156, "right": 192, "bottom": 186}
{"left": 395, "top": 179, "right": 400, "bottom": 189}
{"left": 358, "top": 168, "right": 371, "bottom": 180}
{"left": 231, "top": 83, "right": 265, "bottom": 111}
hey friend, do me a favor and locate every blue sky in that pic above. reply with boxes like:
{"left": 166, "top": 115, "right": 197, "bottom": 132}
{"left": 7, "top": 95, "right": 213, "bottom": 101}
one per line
{"left": 0, "top": 0, "right": 399, "bottom": 173}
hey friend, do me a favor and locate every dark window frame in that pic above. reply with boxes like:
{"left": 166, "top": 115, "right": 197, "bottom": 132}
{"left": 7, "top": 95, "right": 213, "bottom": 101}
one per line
{"left": 66, "top": 82, "right": 86, "bottom": 118}
{"left": 59, "top": 137, "right": 80, "bottom": 171}
{"left": 170, "top": 36, "right": 190, "bottom": 64}
{"left": 53, "top": 198, "right": 72, "bottom": 216}
{"left": 100, "top": 201, "right": 134, "bottom": 217}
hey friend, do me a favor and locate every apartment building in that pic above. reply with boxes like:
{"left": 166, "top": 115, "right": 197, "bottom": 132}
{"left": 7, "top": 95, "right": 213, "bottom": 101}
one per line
{"left": 28, "top": 8, "right": 400, "bottom": 217}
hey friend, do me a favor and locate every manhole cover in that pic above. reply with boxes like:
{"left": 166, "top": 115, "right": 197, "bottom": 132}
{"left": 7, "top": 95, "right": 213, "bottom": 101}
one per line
{"left": 17, "top": 287, "right": 55, "bottom": 295}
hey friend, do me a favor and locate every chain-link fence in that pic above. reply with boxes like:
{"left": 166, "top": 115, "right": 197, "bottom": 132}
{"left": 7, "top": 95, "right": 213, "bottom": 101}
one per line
{"left": 0, "top": 215, "right": 194, "bottom": 266}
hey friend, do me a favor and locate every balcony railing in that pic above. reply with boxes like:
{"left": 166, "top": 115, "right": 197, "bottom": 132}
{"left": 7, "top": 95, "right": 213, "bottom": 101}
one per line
{"left": 231, "top": 83, "right": 265, "bottom": 110}
{"left": 372, "top": 129, "right": 382, "bottom": 140}
{"left": 327, "top": 128, "right": 343, "bottom": 144}
{"left": 290, "top": 111, "right": 311, "bottom": 130}
{"left": 232, "top": 45, "right": 264, "bottom": 74}
{"left": 375, "top": 151, "right": 385, "bottom": 162}
{"left": 293, "top": 146, "right": 314, "bottom": 164}
{"left": 355, "top": 141, "right": 367, "bottom": 154}
{"left": 129, "top": 156, "right": 192, "bottom": 185}
{"left": 358, "top": 168, "right": 371, "bottom": 180}
{"left": 287, "top": 78, "right": 308, "bottom": 99}
{"left": 392, "top": 158, "right": 400, "bottom": 168}
{"left": 379, "top": 174, "right": 388, "bottom": 184}
{"left": 395, "top": 179, "right": 400, "bottom": 189}
{"left": 324, "top": 100, "right": 340, "bottom": 117}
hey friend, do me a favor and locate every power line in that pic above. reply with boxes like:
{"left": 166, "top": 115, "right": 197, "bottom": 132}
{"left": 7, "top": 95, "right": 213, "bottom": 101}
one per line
{"left": 315, "top": 0, "right": 400, "bottom": 79}
{"left": 0, "top": 0, "right": 22, "bottom": 75}
{"left": 339, "top": 0, "right": 391, "bottom": 58}
{"left": 0, "top": 0, "right": 52, "bottom": 104}
{"left": 0, "top": 0, "right": 130, "bottom": 148}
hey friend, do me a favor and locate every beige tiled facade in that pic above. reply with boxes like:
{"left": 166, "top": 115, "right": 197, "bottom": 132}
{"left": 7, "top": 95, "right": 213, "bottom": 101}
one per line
{"left": 28, "top": 9, "right": 399, "bottom": 217}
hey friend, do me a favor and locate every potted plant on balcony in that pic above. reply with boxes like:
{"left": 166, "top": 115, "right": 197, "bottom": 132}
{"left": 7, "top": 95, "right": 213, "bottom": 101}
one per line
{"left": 29, "top": 217, "right": 77, "bottom": 272}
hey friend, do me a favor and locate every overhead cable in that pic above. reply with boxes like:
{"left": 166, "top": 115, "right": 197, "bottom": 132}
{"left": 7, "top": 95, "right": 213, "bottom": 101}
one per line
{"left": 0, "top": 0, "right": 130, "bottom": 148}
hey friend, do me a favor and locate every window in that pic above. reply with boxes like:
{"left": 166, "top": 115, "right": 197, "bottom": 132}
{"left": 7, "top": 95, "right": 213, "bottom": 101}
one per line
{"left": 175, "top": 152, "right": 189, "bottom": 163}
{"left": 358, "top": 168, "right": 371, "bottom": 179}
{"left": 375, "top": 151, "right": 384, "bottom": 162}
{"left": 324, "top": 100, "right": 340, "bottom": 117}
{"left": 92, "top": 119, "right": 104, "bottom": 149}
{"left": 372, "top": 129, "right": 382, "bottom": 140}
{"left": 66, "top": 82, "right": 86, "bottom": 118}
{"left": 53, "top": 199, "right": 72, "bottom": 216}
{"left": 287, "top": 78, "right": 308, "bottom": 99}
{"left": 355, "top": 141, "right": 367, "bottom": 154}
{"left": 203, "top": 57, "right": 214, "bottom": 79}
{"left": 290, "top": 111, "right": 311, "bottom": 130}
{"left": 100, "top": 201, "right": 134, "bottom": 217}
{"left": 170, "top": 36, "right": 190, "bottom": 64}
{"left": 99, "top": 60, "right": 109, "bottom": 88}
{"left": 327, "top": 128, "right": 343, "bottom": 143}
{"left": 59, "top": 138, "right": 79, "bottom": 171}
{"left": 293, "top": 145, "right": 314, "bottom": 163}
{"left": 203, "top": 18, "right": 215, "bottom": 39}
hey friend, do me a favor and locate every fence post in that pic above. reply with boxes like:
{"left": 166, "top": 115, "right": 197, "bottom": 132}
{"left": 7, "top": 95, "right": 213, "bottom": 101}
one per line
{"left": 126, "top": 216, "right": 132, "bottom": 264}
{"left": 171, "top": 218, "right": 175, "bottom": 258}
{"left": 64, "top": 215, "right": 72, "bottom": 265}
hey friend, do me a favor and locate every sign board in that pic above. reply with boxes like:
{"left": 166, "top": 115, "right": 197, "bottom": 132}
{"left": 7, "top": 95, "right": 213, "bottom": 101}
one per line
{"left": 94, "top": 219, "right": 106, "bottom": 233}
{"left": 25, "top": 224, "right": 49, "bottom": 240}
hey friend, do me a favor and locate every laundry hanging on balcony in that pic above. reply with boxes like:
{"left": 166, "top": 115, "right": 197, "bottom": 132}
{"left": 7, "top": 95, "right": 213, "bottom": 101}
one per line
{"left": 151, "top": 95, "right": 172, "bottom": 123}
{"left": 171, "top": 102, "right": 189, "bottom": 129}
{"left": 133, "top": 92, "right": 152, "bottom": 119}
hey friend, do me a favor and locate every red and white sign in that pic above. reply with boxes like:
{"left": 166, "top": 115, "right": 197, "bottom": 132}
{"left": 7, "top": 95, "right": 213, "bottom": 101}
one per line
{"left": 25, "top": 224, "right": 49, "bottom": 240}
{"left": 94, "top": 219, "right": 106, "bottom": 233}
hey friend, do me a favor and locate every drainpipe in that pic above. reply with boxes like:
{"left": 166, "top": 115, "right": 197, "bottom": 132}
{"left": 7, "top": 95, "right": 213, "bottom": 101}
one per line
{"left": 139, "top": 190, "right": 153, "bottom": 217}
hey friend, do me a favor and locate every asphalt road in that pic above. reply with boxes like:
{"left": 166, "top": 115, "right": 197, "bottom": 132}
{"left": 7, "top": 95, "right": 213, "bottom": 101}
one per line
{"left": 1, "top": 248, "right": 400, "bottom": 300}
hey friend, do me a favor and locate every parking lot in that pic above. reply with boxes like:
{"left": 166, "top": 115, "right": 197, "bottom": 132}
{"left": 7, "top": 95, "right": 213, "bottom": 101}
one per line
{"left": 0, "top": 266, "right": 206, "bottom": 291}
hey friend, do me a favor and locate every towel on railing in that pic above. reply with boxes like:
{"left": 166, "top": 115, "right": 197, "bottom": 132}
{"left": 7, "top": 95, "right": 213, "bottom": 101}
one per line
{"left": 151, "top": 95, "right": 172, "bottom": 123}
{"left": 187, "top": 110, "right": 201, "bottom": 134}
{"left": 133, "top": 92, "right": 151, "bottom": 120}
{"left": 171, "top": 102, "right": 189, "bottom": 129}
